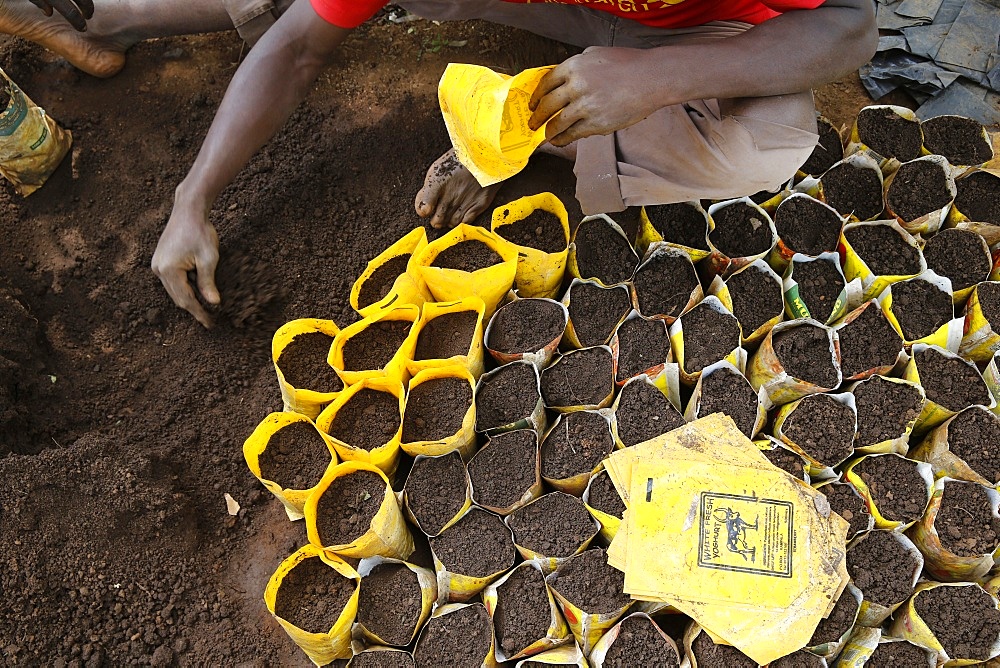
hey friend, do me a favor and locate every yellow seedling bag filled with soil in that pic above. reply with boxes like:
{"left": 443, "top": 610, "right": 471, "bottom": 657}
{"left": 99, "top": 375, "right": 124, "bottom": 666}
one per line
{"left": 402, "top": 452, "right": 473, "bottom": 536}
{"left": 703, "top": 197, "right": 777, "bottom": 279}
{"left": 609, "top": 310, "right": 672, "bottom": 387}
{"left": 846, "top": 105, "right": 920, "bottom": 170}
{"left": 877, "top": 270, "right": 964, "bottom": 352}
{"left": 350, "top": 227, "right": 432, "bottom": 318}
{"left": 949, "top": 168, "right": 1000, "bottom": 226}
{"left": 355, "top": 556, "right": 437, "bottom": 647}
{"left": 832, "top": 301, "right": 908, "bottom": 382}
{"left": 0, "top": 69, "right": 72, "bottom": 196}
{"left": 430, "top": 507, "right": 517, "bottom": 603}
{"left": 802, "top": 582, "right": 863, "bottom": 659}
{"left": 767, "top": 193, "right": 847, "bottom": 272}
{"left": 849, "top": 529, "right": 923, "bottom": 627}
{"left": 514, "top": 641, "right": 588, "bottom": 667}
{"left": 637, "top": 201, "right": 711, "bottom": 262}
{"left": 588, "top": 613, "right": 680, "bottom": 668}
{"left": 491, "top": 193, "right": 570, "bottom": 299}
{"left": 610, "top": 370, "right": 684, "bottom": 451}
{"left": 439, "top": 63, "right": 553, "bottom": 187}
{"left": 903, "top": 343, "right": 998, "bottom": 435}
{"left": 911, "top": 406, "right": 999, "bottom": 487}
{"left": 272, "top": 318, "right": 344, "bottom": 419}
{"left": 709, "top": 259, "right": 784, "bottom": 346}
{"left": 922, "top": 116, "right": 995, "bottom": 169}
{"left": 839, "top": 219, "right": 926, "bottom": 301}
{"left": 542, "top": 409, "right": 616, "bottom": 496}
{"left": 475, "top": 360, "right": 547, "bottom": 436}
{"left": 843, "top": 453, "right": 934, "bottom": 531}
{"left": 630, "top": 243, "right": 704, "bottom": 324}
{"left": 883, "top": 155, "right": 956, "bottom": 236}
{"left": 305, "top": 461, "right": 414, "bottom": 560}
{"left": 669, "top": 296, "right": 747, "bottom": 388}
{"left": 413, "top": 224, "right": 519, "bottom": 317}
{"left": 782, "top": 252, "right": 862, "bottom": 325}
{"left": 684, "top": 360, "right": 768, "bottom": 440}
{"left": 746, "top": 319, "right": 841, "bottom": 405}
{"left": 846, "top": 375, "right": 924, "bottom": 455}
{"left": 472, "top": 432, "right": 543, "bottom": 516}
{"left": 567, "top": 215, "right": 639, "bottom": 287}
{"left": 757, "top": 436, "right": 811, "bottom": 483}
{"left": 400, "top": 366, "right": 478, "bottom": 459}
{"left": 485, "top": 294, "right": 568, "bottom": 368}
{"left": 405, "top": 296, "right": 486, "bottom": 379}
{"left": 562, "top": 278, "right": 632, "bottom": 349}
{"left": 329, "top": 304, "right": 419, "bottom": 387}
{"left": 483, "top": 560, "right": 571, "bottom": 661}
{"left": 773, "top": 391, "right": 857, "bottom": 479}
{"left": 263, "top": 545, "right": 360, "bottom": 666}
{"left": 544, "top": 566, "right": 634, "bottom": 656}
{"left": 315, "top": 377, "right": 405, "bottom": 477}
{"left": 505, "top": 495, "right": 600, "bottom": 570}
{"left": 959, "top": 282, "right": 1000, "bottom": 363}
{"left": 413, "top": 602, "right": 501, "bottom": 668}
{"left": 831, "top": 626, "right": 882, "bottom": 668}
{"left": 244, "top": 411, "right": 338, "bottom": 520}
{"left": 541, "top": 346, "right": 616, "bottom": 413}
{"left": 817, "top": 151, "right": 885, "bottom": 223}
{"left": 583, "top": 465, "right": 623, "bottom": 544}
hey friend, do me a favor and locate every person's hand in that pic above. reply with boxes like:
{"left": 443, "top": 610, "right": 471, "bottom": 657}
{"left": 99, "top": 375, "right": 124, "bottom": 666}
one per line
{"left": 27, "top": 0, "right": 94, "bottom": 32}
{"left": 151, "top": 196, "right": 220, "bottom": 329}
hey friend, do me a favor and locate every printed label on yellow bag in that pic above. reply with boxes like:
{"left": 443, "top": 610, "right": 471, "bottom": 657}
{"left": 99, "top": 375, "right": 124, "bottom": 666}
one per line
{"left": 272, "top": 318, "right": 343, "bottom": 419}
{"left": 491, "top": 193, "right": 570, "bottom": 299}
{"left": 350, "top": 227, "right": 432, "bottom": 318}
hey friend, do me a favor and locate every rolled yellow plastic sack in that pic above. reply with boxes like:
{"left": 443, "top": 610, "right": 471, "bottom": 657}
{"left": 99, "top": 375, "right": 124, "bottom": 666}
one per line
{"left": 514, "top": 641, "right": 588, "bottom": 667}
{"left": 491, "top": 193, "right": 570, "bottom": 299}
{"left": 272, "top": 318, "right": 343, "bottom": 420}
{"left": 0, "top": 69, "right": 72, "bottom": 196}
{"left": 350, "top": 227, "right": 431, "bottom": 318}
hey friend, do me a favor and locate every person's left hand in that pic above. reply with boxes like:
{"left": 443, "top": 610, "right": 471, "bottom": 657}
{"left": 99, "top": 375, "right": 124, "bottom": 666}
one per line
{"left": 27, "top": 0, "right": 95, "bottom": 32}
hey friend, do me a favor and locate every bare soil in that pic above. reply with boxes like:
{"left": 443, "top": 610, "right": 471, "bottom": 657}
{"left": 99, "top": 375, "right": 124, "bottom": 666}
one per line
{"left": 413, "top": 603, "right": 493, "bottom": 668}
{"left": 697, "top": 368, "right": 758, "bottom": 438}
{"left": 316, "top": 469, "right": 386, "bottom": 546}
{"left": 541, "top": 411, "right": 614, "bottom": 480}
{"left": 935, "top": 481, "right": 1000, "bottom": 558}
{"left": 273, "top": 555, "right": 356, "bottom": 635}
{"left": 866, "top": 641, "right": 933, "bottom": 668}
{"left": 572, "top": 217, "right": 639, "bottom": 285}
{"left": 614, "top": 379, "right": 685, "bottom": 448}
{"left": 343, "top": 320, "right": 412, "bottom": 371}
{"left": 774, "top": 195, "right": 844, "bottom": 256}
{"left": 914, "top": 347, "right": 991, "bottom": 412}
{"left": 763, "top": 445, "right": 809, "bottom": 481}
{"left": 920, "top": 116, "right": 992, "bottom": 165}
{"left": 846, "top": 530, "right": 919, "bottom": 607}
{"left": 853, "top": 455, "right": 928, "bottom": 523}
{"left": 403, "top": 452, "right": 468, "bottom": 536}
{"left": 691, "top": 631, "right": 756, "bottom": 668}
{"left": 540, "top": 347, "right": 614, "bottom": 409}
{"left": 769, "top": 651, "right": 826, "bottom": 667}
{"left": 492, "top": 564, "right": 552, "bottom": 657}
{"left": 601, "top": 616, "right": 680, "bottom": 667}
{"left": 401, "top": 377, "right": 472, "bottom": 443}
{"left": 853, "top": 375, "right": 923, "bottom": 448}
{"left": 506, "top": 492, "right": 596, "bottom": 558}
{"left": 413, "top": 310, "right": 478, "bottom": 361}
{"left": 890, "top": 279, "right": 953, "bottom": 342}
{"left": 781, "top": 394, "right": 855, "bottom": 467}
{"left": 588, "top": 470, "right": 625, "bottom": 518}
{"left": 495, "top": 208, "right": 566, "bottom": 253}
{"left": 351, "top": 650, "right": 415, "bottom": 668}
{"left": 772, "top": 323, "right": 838, "bottom": 388}
{"left": 431, "top": 240, "right": 502, "bottom": 271}
{"left": 475, "top": 362, "right": 540, "bottom": 431}
{"left": 679, "top": 303, "right": 741, "bottom": 373}
{"left": 258, "top": 421, "right": 333, "bottom": 490}
{"left": 799, "top": 118, "right": 844, "bottom": 176}
{"left": 632, "top": 252, "right": 699, "bottom": 320}
{"left": 979, "top": 282, "right": 1000, "bottom": 333}
{"left": 357, "top": 562, "right": 423, "bottom": 646}
{"left": 809, "top": 588, "right": 859, "bottom": 645}
{"left": 429, "top": 508, "right": 515, "bottom": 578}
{"left": 821, "top": 481, "right": 871, "bottom": 539}
{"left": 357, "top": 254, "right": 411, "bottom": 308}
{"left": 614, "top": 316, "right": 670, "bottom": 382}
{"left": 326, "top": 387, "right": 400, "bottom": 451}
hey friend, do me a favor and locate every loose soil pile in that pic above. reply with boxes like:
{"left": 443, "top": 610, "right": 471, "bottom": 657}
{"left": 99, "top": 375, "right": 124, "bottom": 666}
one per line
{"left": 920, "top": 115, "right": 992, "bottom": 165}
{"left": 837, "top": 304, "right": 903, "bottom": 379}
{"left": 855, "top": 107, "right": 923, "bottom": 161}
{"left": 601, "top": 616, "right": 679, "bottom": 667}
{"left": 358, "top": 254, "right": 411, "bottom": 309}
{"left": 887, "top": 160, "right": 952, "bottom": 223}
{"left": 507, "top": 492, "right": 596, "bottom": 557}
{"left": 404, "top": 453, "right": 468, "bottom": 536}
{"left": 343, "top": 320, "right": 412, "bottom": 371}
{"left": 763, "top": 445, "right": 808, "bottom": 481}
{"left": 914, "top": 347, "right": 991, "bottom": 412}
{"left": 691, "top": 631, "right": 757, "bottom": 668}
{"left": 615, "top": 316, "right": 670, "bottom": 382}
{"left": 866, "top": 641, "right": 932, "bottom": 668}
{"left": 429, "top": 508, "right": 515, "bottom": 577}
{"left": 211, "top": 250, "right": 287, "bottom": 330}
{"left": 954, "top": 171, "right": 1000, "bottom": 224}
{"left": 774, "top": 196, "right": 843, "bottom": 256}
{"left": 948, "top": 407, "right": 1000, "bottom": 484}
{"left": 853, "top": 455, "right": 928, "bottom": 523}
{"left": 914, "top": 584, "right": 1000, "bottom": 662}
{"left": 588, "top": 470, "right": 626, "bottom": 518}
{"left": 708, "top": 201, "right": 774, "bottom": 257}
{"left": 633, "top": 252, "right": 699, "bottom": 319}
{"left": 492, "top": 565, "right": 552, "bottom": 657}
{"left": 548, "top": 548, "right": 630, "bottom": 613}
{"left": 792, "top": 258, "right": 844, "bottom": 323}
{"left": 935, "top": 481, "right": 1000, "bottom": 557}
{"left": 431, "top": 240, "right": 503, "bottom": 272}
{"left": 853, "top": 375, "right": 923, "bottom": 448}
{"left": 781, "top": 394, "right": 855, "bottom": 467}
{"left": 273, "top": 556, "right": 356, "bottom": 634}
{"left": 573, "top": 218, "right": 639, "bottom": 285}
{"left": 809, "top": 589, "right": 859, "bottom": 645}
{"left": 258, "top": 421, "right": 332, "bottom": 490}
{"left": 351, "top": 650, "right": 415, "bottom": 668}
{"left": 977, "top": 282, "right": 1000, "bottom": 333}
{"left": 568, "top": 282, "right": 631, "bottom": 348}
{"left": 644, "top": 203, "right": 709, "bottom": 250}
{"left": 402, "top": 377, "right": 472, "bottom": 443}
{"left": 922, "top": 228, "right": 990, "bottom": 292}
{"left": 357, "top": 562, "right": 423, "bottom": 646}
{"left": 891, "top": 279, "right": 953, "bottom": 341}
{"left": 725, "top": 265, "right": 784, "bottom": 336}
{"left": 468, "top": 429, "right": 538, "bottom": 510}
{"left": 821, "top": 163, "right": 884, "bottom": 220}
{"left": 679, "top": 303, "right": 741, "bottom": 373}
{"left": 413, "top": 310, "right": 478, "bottom": 361}
{"left": 822, "top": 482, "right": 872, "bottom": 538}
{"left": 413, "top": 603, "right": 493, "bottom": 668}
{"left": 326, "top": 388, "right": 400, "bottom": 451}
{"left": 542, "top": 411, "right": 614, "bottom": 480}
{"left": 846, "top": 530, "right": 919, "bottom": 606}
{"left": 541, "top": 347, "right": 614, "bottom": 408}
{"left": 315, "top": 470, "right": 386, "bottom": 546}
{"left": 487, "top": 299, "right": 565, "bottom": 354}
{"left": 615, "top": 380, "right": 685, "bottom": 448}
{"left": 799, "top": 119, "right": 844, "bottom": 176}
{"left": 843, "top": 224, "right": 921, "bottom": 276}
{"left": 476, "top": 362, "right": 540, "bottom": 431}
{"left": 495, "top": 209, "right": 566, "bottom": 253}
{"left": 772, "top": 324, "right": 839, "bottom": 388}
{"left": 278, "top": 332, "right": 343, "bottom": 392}
{"left": 697, "top": 368, "right": 759, "bottom": 438}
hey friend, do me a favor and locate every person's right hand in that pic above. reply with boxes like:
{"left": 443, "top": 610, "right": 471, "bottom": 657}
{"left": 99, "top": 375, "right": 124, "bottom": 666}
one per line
{"left": 28, "top": 0, "right": 94, "bottom": 32}
{"left": 151, "top": 197, "right": 220, "bottom": 329}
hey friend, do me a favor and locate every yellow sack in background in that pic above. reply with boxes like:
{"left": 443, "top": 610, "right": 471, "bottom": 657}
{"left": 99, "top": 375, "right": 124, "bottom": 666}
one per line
{"left": 483, "top": 561, "right": 571, "bottom": 661}
{"left": 329, "top": 304, "right": 419, "bottom": 387}
{"left": 439, "top": 64, "right": 553, "bottom": 186}
{"left": 405, "top": 297, "right": 486, "bottom": 379}
{"left": 911, "top": 406, "right": 998, "bottom": 486}
{"left": 355, "top": 556, "right": 437, "bottom": 647}
{"left": 491, "top": 193, "right": 570, "bottom": 299}
{"left": 0, "top": 68, "right": 72, "bottom": 196}
{"left": 514, "top": 641, "right": 588, "bottom": 667}
{"left": 272, "top": 318, "right": 343, "bottom": 420}
{"left": 350, "top": 227, "right": 432, "bottom": 318}
{"left": 315, "top": 377, "right": 405, "bottom": 477}
{"left": 959, "top": 282, "right": 1000, "bottom": 363}
{"left": 400, "top": 366, "right": 478, "bottom": 459}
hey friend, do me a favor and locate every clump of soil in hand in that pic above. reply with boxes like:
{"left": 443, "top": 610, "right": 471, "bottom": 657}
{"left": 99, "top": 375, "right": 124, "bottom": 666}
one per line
{"left": 837, "top": 304, "right": 903, "bottom": 379}
{"left": 278, "top": 332, "right": 343, "bottom": 392}
{"left": 615, "top": 317, "right": 670, "bottom": 382}
{"left": 413, "top": 310, "right": 478, "bottom": 361}
{"left": 488, "top": 299, "right": 565, "bottom": 354}
{"left": 847, "top": 530, "right": 919, "bottom": 606}
{"left": 691, "top": 631, "right": 757, "bottom": 668}
{"left": 853, "top": 375, "right": 923, "bottom": 447}
{"left": 792, "top": 258, "right": 845, "bottom": 323}
{"left": 843, "top": 224, "right": 921, "bottom": 276}
{"left": 921, "top": 116, "right": 992, "bottom": 166}
{"left": 413, "top": 603, "right": 493, "bottom": 668}
{"left": 507, "top": 492, "right": 596, "bottom": 557}
{"left": 856, "top": 107, "right": 923, "bottom": 161}
{"left": 402, "top": 377, "right": 472, "bottom": 443}
{"left": 949, "top": 407, "right": 1000, "bottom": 484}
{"left": 541, "top": 411, "right": 614, "bottom": 480}
{"left": 867, "top": 641, "right": 933, "bottom": 668}
{"left": 774, "top": 196, "right": 844, "bottom": 256}
{"left": 429, "top": 508, "right": 515, "bottom": 577}
{"left": 887, "top": 160, "right": 953, "bottom": 222}
{"left": 496, "top": 209, "right": 567, "bottom": 253}
{"left": 548, "top": 548, "right": 630, "bottom": 614}
{"left": 468, "top": 430, "right": 538, "bottom": 510}
{"left": 342, "top": 319, "right": 411, "bottom": 371}
{"left": 708, "top": 201, "right": 774, "bottom": 257}
{"left": 211, "top": 250, "right": 286, "bottom": 330}
{"left": 769, "top": 651, "right": 826, "bottom": 667}
{"left": 358, "top": 254, "right": 411, "bottom": 309}
{"left": 821, "top": 163, "right": 884, "bottom": 220}
{"left": 350, "top": 650, "right": 414, "bottom": 668}
{"left": 772, "top": 323, "right": 838, "bottom": 387}
{"left": 327, "top": 388, "right": 400, "bottom": 451}
{"left": 476, "top": 362, "right": 540, "bottom": 431}
{"left": 601, "top": 616, "right": 680, "bottom": 668}
{"left": 679, "top": 303, "right": 741, "bottom": 373}
{"left": 568, "top": 282, "right": 631, "bottom": 347}
{"left": 698, "top": 368, "right": 759, "bottom": 438}
{"left": 935, "top": 481, "right": 1000, "bottom": 557}
{"left": 763, "top": 446, "right": 808, "bottom": 481}
{"left": 781, "top": 394, "right": 855, "bottom": 467}
{"left": 588, "top": 470, "right": 625, "bottom": 518}
{"left": 493, "top": 565, "right": 553, "bottom": 657}
{"left": 357, "top": 562, "right": 423, "bottom": 646}
{"left": 809, "top": 589, "right": 859, "bottom": 645}
{"left": 316, "top": 469, "right": 386, "bottom": 546}
{"left": 615, "top": 380, "right": 685, "bottom": 448}
{"left": 258, "top": 421, "right": 331, "bottom": 490}
{"left": 955, "top": 171, "right": 1000, "bottom": 224}
{"left": 799, "top": 118, "right": 844, "bottom": 176}
{"left": 923, "top": 228, "right": 990, "bottom": 292}
{"left": 853, "top": 455, "right": 928, "bottom": 523}
{"left": 632, "top": 252, "right": 699, "bottom": 319}
{"left": 273, "top": 556, "right": 356, "bottom": 634}
{"left": 404, "top": 453, "right": 468, "bottom": 535}
{"left": 431, "top": 240, "right": 503, "bottom": 272}
{"left": 914, "top": 347, "right": 991, "bottom": 412}
{"left": 891, "top": 279, "right": 953, "bottom": 342}
{"left": 725, "top": 266, "right": 784, "bottom": 337}
{"left": 822, "top": 482, "right": 872, "bottom": 538}
{"left": 914, "top": 584, "right": 1000, "bottom": 662}
{"left": 541, "top": 347, "right": 614, "bottom": 409}
{"left": 978, "top": 282, "right": 1000, "bottom": 334}
{"left": 573, "top": 217, "right": 639, "bottom": 285}
{"left": 644, "top": 203, "right": 709, "bottom": 250}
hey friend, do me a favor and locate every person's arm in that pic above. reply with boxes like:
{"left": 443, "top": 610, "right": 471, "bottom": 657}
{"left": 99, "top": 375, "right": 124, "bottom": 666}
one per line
{"left": 529, "top": 0, "right": 877, "bottom": 146}
{"left": 151, "top": 0, "right": 350, "bottom": 327}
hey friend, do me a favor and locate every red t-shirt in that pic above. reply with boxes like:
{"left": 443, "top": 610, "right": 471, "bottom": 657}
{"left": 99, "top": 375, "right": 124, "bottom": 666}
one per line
{"left": 310, "top": 0, "right": 825, "bottom": 30}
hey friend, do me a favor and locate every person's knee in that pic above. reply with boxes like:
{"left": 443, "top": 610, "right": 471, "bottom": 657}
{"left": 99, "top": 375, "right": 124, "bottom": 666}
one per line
{"left": 714, "top": 114, "right": 817, "bottom": 194}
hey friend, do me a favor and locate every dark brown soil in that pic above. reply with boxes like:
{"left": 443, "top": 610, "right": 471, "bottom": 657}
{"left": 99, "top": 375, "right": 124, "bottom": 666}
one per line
{"left": 258, "top": 421, "right": 332, "bottom": 490}
{"left": 357, "top": 562, "right": 423, "bottom": 646}
{"left": 588, "top": 470, "right": 626, "bottom": 518}
{"left": 854, "top": 455, "right": 928, "bottom": 523}
{"left": 487, "top": 299, "right": 565, "bottom": 354}
{"left": 315, "top": 469, "right": 386, "bottom": 547}
{"left": 413, "top": 310, "right": 478, "bottom": 361}
{"left": 891, "top": 279, "right": 953, "bottom": 341}
{"left": 915, "top": 347, "right": 991, "bottom": 412}
{"left": 772, "top": 323, "right": 838, "bottom": 387}
{"left": 978, "top": 282, "right": 1000, "bottom": 334}
{"left": 846, "top": 530, "right": 919, "bottom": 606}
{"left": 809, "top": 588, "right": 859, "bottom": 645}
{"left": 792, "top": 257, "right": 844, "bottom": 323}
{"left": 495, "top": 209, "right": 566, "bottom": 253}
{"left": 820, "top": 163, "right": 884, "bottom": 220}
{"left": 548, "top": 548, "right": 630, "bottom": 614}
{"left": 567, "top": 281, "right": 631, "bottom": 348}
{"left": 856, "top": 107, "right": 923, "bottom": 161}
{"left": 326, "top": 388, "right": 400, "bottom": 451}
{"left": 468, "top": 429, "right": 538, "bottom": 510}
{"left": 273, "top": 556, "right": 356, "bottom": 634}
{"left": 853, "top": 375, "right": 923, "bottom": 447}
{"left": 476, "top": 362, "right": 540, "bottom": 431}
{"left": 920, "top": 116, "right": 992, "bottom": 166}
{"left": 521, "top": 663, "right": 575, "bottom": 668}
{"left": 601, "top": 615, "right": 679, "bottom": 667}
{"left": 725, "top": 265, "right": 784, "bottom": 336}
{"left": 358, "top": 254, "right": 412, "bottom": 309}
{"left": 679, "top": 303, "right": 741, "bottom": 373}
{"left": 923, "top": 228, "right": 990, "bottom": 292}
{"left": 541, "top": 411, "right": 614, "bottom": 480}
{"left": 632, "top": 252, "right": 699, "bottom": 319}
{"left": 774, "top": 196, "right": 844, "bottom": 256}
{"left": 493, "top": 565, "right": 552, "bottom": 657}
{"left": 708, "top": 201, "right": 774, "bottom": 257}
{"left": 644, "top": 203, "right": 709, "bottom": 250}
{"left": 799, "top": 118, "right": 844, "bottom": 176}
{"left": 0, "top": 86, "right": 10, "bottom": 111}
{"left": 690, "top": 631, "right": 756, "bottom": 668}
{"left": 431, "top": 240, "right": 503, "bottom": 272}
{"left": 540, "top": 347, "right": 614, "bottom": 409}
{"left": 402, "top": 377, "right": 472, "bottom": 443}
{"left": 429, "top": 508, "right": 515, "bottom": 578}
{"left": 507, "top": 492, "right": 596, "bottom": 557}
{"left": 404, "top": 452, "right": 469, "bottom": 536}
{"left": 350, "top": 650, "right": 415, "bottom": 668}
{"left": 769, "top": 651, "right": 826, "bottom": 667}
{"left": 763, "top": 445, "right": 808, "bottom": 481}
{"left": 572, "top": 217, "right": 639, "bottom": 285}
{"left": 867, "top": 641, "right": 933, "bottom": 668}
{"left": 698, "top": 368, "right": 758, "bottom": 438}
{"left": 843, "top": 224, "right": 921, "bottom": 276}
{"left": 837, "top": 304, "right": 903, "bottom": 379}
{"left": 935, "top": 481, "right": 1000, "bottom": 558}
{"left": 887, "top": 160, "right": 952, "bottom": 222}
{"left": 948, "top": 407, "right": 1000, "bottom": 484}
{"left": 210, "top": 249, "right": 287, "bottom": 331}
{"left": 615, "top": 316, "right": 670, "bottom": 382}
{"left": 615, "top": 380, "right": 685, "bottom": 448}
{"left": 277, "top": 332, "right": 343, "bottom": 392}
{"left": 342, "top": 320, "right": 412, "bottom": 371}
{"left": 955, "top": 171, "right": 1000, "bottom": 224}
{"left": 914, "top": 584, "right": 1000, "bottom": 662}
{"left": 822, "top": 482, "right": 872, "bottom": 538}
{"left": 782, "top": 394, "right": 855, "bottom": 466}
{"left": 413, "top": 603, "right": 493, "bottom": 668}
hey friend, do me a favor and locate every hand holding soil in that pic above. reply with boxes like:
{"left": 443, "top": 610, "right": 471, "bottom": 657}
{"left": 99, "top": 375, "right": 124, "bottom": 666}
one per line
{"left": 150, "top": 201, "right": 220, "bottom": 328}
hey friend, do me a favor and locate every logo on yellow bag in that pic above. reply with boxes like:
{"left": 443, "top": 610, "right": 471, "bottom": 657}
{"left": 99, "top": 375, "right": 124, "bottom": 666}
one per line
{"left": 697, "top": 492, "right": 793, "bottom": 578}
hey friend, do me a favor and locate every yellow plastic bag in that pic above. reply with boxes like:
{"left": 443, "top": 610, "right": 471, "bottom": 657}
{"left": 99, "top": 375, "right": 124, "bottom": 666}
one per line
{"left": 588, "top": 613, "right": 680, "bottom": 667}
{"left": 843, "top": 453, "right": 934, "bottom": 531}
{"left": 782, "top": 252, "right": 862, "bottom": 325}
{"left": 413, "top": 603, "right": 501, "bottom": 668}
{"left": 484, "top": 295, "right": 568, "bottom": 368}
{"left": 840, "top": 220, "right": 926, "bottom": 301}
{"left": 567, "top": 215, "right": 639, "bottom": 287}
{"left": 482, "top": 561, "right": 571, "bottom": 661}
{"left": 773, "top": 391, "right": 858, "bottom": 478}
{"left": 703, "top": 197, "right": 778, "bottom": 279}
{"left": 818, "top": 151, "right": 885, "bottom": 223}
{"left": 630, "top": 243, "right": 703, "bottom": 323}
{"left": 350, "top": 227, "right": 432, "bottom": 318}
{"left": 405, "top": 297, "right": 486, "bottom": 379}
{"left": 263, "top": 545, "right": 360, "bottom": 666}
{"left": 475, "top": 360, "right": 547, "bottom": 435}
{"left": 506, "top": 493, "right": 600, "bottom": 571}
{"left": 910, "top": 406, "right": 999, "bottom": 486}
{"left": 904, "top": 343, "right": 998, "bottom": 435}
{"left": 541, "top": 346, "right": 616, "bottom": 413}
{"left": 514, "top": 641, "right": 588, "bottom": 667}
{"left": 583, "top": 465, "right": 624, "bottom": 544}
{"left": 430, "top": 507, "right": 517, "bottom": 602}
{"left": 746, "top": 319, "right": 841, "bottom": 405}
{"left": 402, "top": 452, "right": 473, "bottom": 536}
{"left": 355, "top": 556, "right": 437, "bottom": 647}
{"left": 272, "top": 319, "right": 343, "bottom": 420}
{"left": 610, "top": 369, "right": 684, "bottom": 450}
{"left": 491, "top": 193, "right": 570, "bottom": 299}
{"left": 669, "top": 296, "right": 747, "bottom": 387}
{"left": 315, "top": 377, "right": 405, "bottom": 477}
{"left": 848, "top": 529, "right": 923, "bottom": 627}
{"left": 0, "top": 69, "right": 72, "bottom": 196}
{"left": 709, "top": 259, "right": 784, "bottom": 346}
{"left": 877, "top": 271, "right": 964, "bottom": 351}
{"left": 471, "top": 430, "right": 543, "bottom": 516}
{"left": 757, "top": 436, "right": 811, "bottom": 483}
{"left": 847, "top": 375, "right": 924, "bottom": 455}
{"left": 329, "top": 304, "right": 419, "bottom": 387}
{"left": 541, "top": 409, "right": 616, "bottom": 496}
{"left": 959, "top": 282, "right": 1000, "bottom": 363}
{"left": 832, "top": 626, "right": 882, "bottom": 668}
{"left": 768, "top": 193, "right": 847, "bottom": 272}
{"left": 347, "top": 648, "right": 414, "bottom": 666}
{"left": 400, "top": 366, "right": 478, "bottom": 460}
{"left": 684, "top": 360, "right": 768, "bottom": 440}
{"left": 562, "top": 279, "right": 632, "bottom": 349}
{"left": 949, "top": 168, "right": 1000, "bottom": 225}
{"left": 636, "top": 201, "right": 711, "bottom": 262}
{"left": 846, "top": 105, "right": 921, "bottom": 170}
{"left": 803, "top": 583, "right": 863, "bottom": 659}
{"left": 832, "top": 301, "right": 908, "bottom": 382}
{"left": 883, "top": 155, "right": 956, "bottom": 236}
{"left": 609, "top": 310, "right": 671, "bottom": 386}
{"left": 438, "top": 63, "right": 553, "bottom": 186}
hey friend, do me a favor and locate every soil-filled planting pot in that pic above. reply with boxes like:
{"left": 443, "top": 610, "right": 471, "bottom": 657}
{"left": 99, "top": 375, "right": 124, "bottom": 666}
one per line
{"left": 631, "top": 249, "right": 700, "bottom": 321}
{"left": 273, "top": 554, "right": 358, "bottom": 635}
{"left": 674, "top": 299, "right": 741, "bottom": 376}
{"left": 689, "top": 627, "right": 757, "bottom": 668}
{"left": 846, "top": 530, "right": 921, "bottom": 617}
{"left": 771, "top": 322, "right": 840, "bottom": 389}
{"left": 277, "top": 331, "right": 343, "bottom": 393}
{"left": 836, "top": 302, "right": 904, "bottom": 381}
{"left": 788, "top": 256, "right": 846, "bottom": 324}
{"left": 613, "top": 315, "right": 670, "bottom": 383}
{"left": 799, "top": 117, "right": 844, "bottom": 176}
{"left": 807, "top": 585, "right": 860, "bottom": 651}
{"left": 898, "top": 584, "right": 1000, "bottom": 663}
{"left": 495, "top": 208, "right": 567, "bottom": 253}
{"left": 850, "top": 454, "right": 931, "bottom": 526}
{"left": 926, "top": 480, "right": 1000, "bottom": 559}
{"left": 865, "top": 639, "right": 934, "bottom": 668}
{"left": 476, "top": 361, "right": 542, "bottom": 432}
{"left": 642, "top": 202, "right": 710, "bottom": 251}
{"left": 913, "top": 346, "right": 991, "bottom": 413}
{"left": 412, "top": 603, "right": 495, "bottom": 668}
{"left": 941, "top": 407, "right": 1000, "bottom": 484}
{"left": 778, "top": 393, "right": 856, "bottom": 469}
{"left": 852, "top": 375, "right": 923, "bottom": 451}
{"left": 565, "top": 281, "right": 632, "bottom": 348}
{"left": 774, "top": 194, "right": 844, "bottom": 258}
{"left": 541, "top": 411, "right": 615, "bottom": 492}
{"left": 413, "top": 310, "right": 479, "bottom": 362}
{"left": 843, "top": 222, "right": 923, "bottom": 283}
{"left": 587, "top": 469, "right": 626, "bottom": 520}
{"left": 357, "top": 254, "right": 412, "bottom": 309}
{"left": 430, "top": 240, "right": 505, "bottom": 272}
{"left": 820, "top": 481, "right": 872, "bottom": 539}
{"left": 546, "top": 548, "right": 632, "bottom": 653}
{"left": 886, "top": 159, "right": 955, "bottom": 226}
{"left": 693, "top": 366, "right": 760, "bottom": 438}
{"left": 468, "top": 429, "right": 540, "bottom": 513}
{"left": 571, "top": 216, "right": 639, "bottom": 286}
{"left": 540, "top": 347, "right": 615, "bottom": 411}
{"left": 820, "top": 160, "right": 884, "bottom": 221}
{"left": 506, "top": 492, "right": 598, "bottom": 561}
{"left": 955, "top": 170, "right": 1000, "bottom": 224}
{"left": 403, "top": 453, "right": 470, "bottom": 536}
{"left": 761, "top": 441, "right": 809, "bottom": 482}
{"left": 921, "top": 115, "right": 992, "bottom": 166}
{"left": 429, "top": 508, "right": 516, "bottom": 600}
{"left": 887, "top": 276, "right": 954, "bottom": 342}
{"left": 342, "top": 319, "right": 413, "bottom": 373}
{"left": 488, "top": 563, "right": 561, "bottom": 659}
{"left": 855, "top": 106, "right": 923, "bottom": 162}
{"left": 922, "top": 228, "right": 991, "bottom": 295}
{"left": 486, "top": 298, "right": 566, "bottom": 361}
{"left": 591, "top": 614, "right": 681, "bottom": 667}
{"left": 722, "top": 261, "right": 784, "bottom": 341}
{"left": 314, "top": 469, "right": 393, "bottom": 548}
{"left": 257, "top": 420, "right": 334, "bottom": 492}
{"left": 357, "top": 561, "right": 427, "bottom": 646}
{"left": 402, "top": 376, "right": 473, "bottom": 445}
{"left": 326, "top": 387, "right": 401, "bottom": 453}
{"left": 708, "top": 199, "right": 776, "bottom": 260}
{"left": 350, "top": 649, "right": 415, "bottom": 668}
{"left": 614, "top": 378, "right": 685, "bottom": 448}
